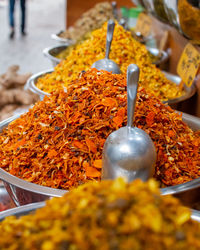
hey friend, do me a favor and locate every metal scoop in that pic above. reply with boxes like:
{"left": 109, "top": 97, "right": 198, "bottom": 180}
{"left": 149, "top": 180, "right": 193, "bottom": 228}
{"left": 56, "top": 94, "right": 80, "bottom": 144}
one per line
{"left": 102, "top": 64, "right": 156, "bottom": 182}
{"left": 91, "top": 20, "right": 121, "bottom": 74}
{"left": 119, "top": 18, "right": 128, "bottom": 30}
{"left": 111, "top": 1, "right": 118, "bottom": 20}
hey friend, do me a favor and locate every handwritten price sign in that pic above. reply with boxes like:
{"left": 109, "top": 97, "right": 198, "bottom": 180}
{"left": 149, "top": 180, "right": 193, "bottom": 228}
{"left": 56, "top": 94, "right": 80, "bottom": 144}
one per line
{"left": 135, "top": 13, "right": 152, "bottom": 37}
{"left": 177, "top": 43, "right": 200, "bottom": 87}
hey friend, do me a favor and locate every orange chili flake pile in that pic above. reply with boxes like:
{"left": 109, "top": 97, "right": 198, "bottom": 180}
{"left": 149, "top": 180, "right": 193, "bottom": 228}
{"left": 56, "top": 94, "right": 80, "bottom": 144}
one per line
{"left": 0, "top": 69, "right": 199, "bottom": 188}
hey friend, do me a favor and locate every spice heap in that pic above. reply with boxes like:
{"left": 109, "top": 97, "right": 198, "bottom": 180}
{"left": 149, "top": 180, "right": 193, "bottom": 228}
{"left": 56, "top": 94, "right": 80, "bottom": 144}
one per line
{"left": 59, "top": 2, "right": 114, "bottom": 42}
{"left": 37, "top": 22, "right": 183, "bottom": 101}
{"left": 56, "top": 41, "right": 161, "bottom": 66}
{"left": 1, "top": 178, "right": 200, "bottom": 250}
{"left": 0, "top": 69, "right": 200, "bottom": 188}
{"left": 178, "top": 0, "right": 200, "bottom": 43}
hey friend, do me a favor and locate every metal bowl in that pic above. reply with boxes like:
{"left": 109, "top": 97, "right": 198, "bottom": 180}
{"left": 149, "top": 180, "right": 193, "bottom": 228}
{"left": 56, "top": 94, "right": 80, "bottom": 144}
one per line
{"left": 142, "top": 0, "right": 155, "bottom": 15}
{"left": 1, "top": 112, "right": 200, "bottom": 207}
{"left": 147, "top": 47, "right": 169, "bottom": 66}
{"left": 26, "top": 69, "right": 196, "bottom": 105}
{"left": 51, "top": 32, "right": 75, "bottom": 45}
{"left": 162, "top": 71, "right": 196, "bottom": 104}
{"left": 0, "top": 202, "right": 44, "bottom": 220}
{"left": 25, "top": 69, "right": 52, "bottom": 100}
{"left": 43, "top": 45, "right": 66, "bottom": 67}
{"left": 163, "top": 0, "right": 181, "bottom": 30}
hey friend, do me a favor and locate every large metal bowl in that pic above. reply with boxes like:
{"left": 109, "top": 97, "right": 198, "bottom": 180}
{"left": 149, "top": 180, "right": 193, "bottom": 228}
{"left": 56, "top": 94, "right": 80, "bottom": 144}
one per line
{"left": 26, "top": 69, "right": 196, "bottom": 105}
{"left": 1, "top": 112, "right": 200, "bottom": 207}
{"left": 0, "top": 202, "right": 200, "bottom": 224}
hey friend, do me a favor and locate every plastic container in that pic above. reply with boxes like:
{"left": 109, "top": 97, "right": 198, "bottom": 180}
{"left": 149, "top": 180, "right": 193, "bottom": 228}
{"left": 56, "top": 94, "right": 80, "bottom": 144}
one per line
{"left": 128, "top": 6, "right": 143, "bottom": 28}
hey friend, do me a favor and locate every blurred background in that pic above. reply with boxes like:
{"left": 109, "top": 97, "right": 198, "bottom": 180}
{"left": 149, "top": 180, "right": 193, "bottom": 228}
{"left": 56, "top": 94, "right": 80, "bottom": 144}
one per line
{"left": 0, "top": 0, "right": 65, "bottom": 74}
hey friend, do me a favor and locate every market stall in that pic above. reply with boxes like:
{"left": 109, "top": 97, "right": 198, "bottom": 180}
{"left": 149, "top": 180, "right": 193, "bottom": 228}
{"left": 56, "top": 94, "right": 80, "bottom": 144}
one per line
{"left": 0, "top": 1, "right": 200, "bottom": 249}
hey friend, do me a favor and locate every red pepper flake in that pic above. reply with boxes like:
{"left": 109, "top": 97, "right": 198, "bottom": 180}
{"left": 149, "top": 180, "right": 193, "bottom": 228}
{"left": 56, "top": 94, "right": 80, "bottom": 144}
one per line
{"left": 47, "top": 149, "right": 57, "bottom": 158}
{"left": 85, "top": 166, "right": 101, "bottom": 177}
{"left": 85, "top": 138, "right": 97, "bottom": 153}
{"left": 146, "top": 111, "right": 155, "bottom": 127}
{"left": 168, "top": 130, "right": 176, "bottom": 138}
{"left": 113, "top": 108, "right": 125, "bottom": 127}
{"left": 93, "top": 159, "right": 102, "bottom": 169}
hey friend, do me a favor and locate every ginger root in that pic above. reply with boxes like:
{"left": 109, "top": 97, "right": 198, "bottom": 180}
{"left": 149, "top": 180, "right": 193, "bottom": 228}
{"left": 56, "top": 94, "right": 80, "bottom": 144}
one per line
{"left": 0, "top": 88, "right": 38, "bottom": 108}
{"left": 0, "top": 65, "right": 39, "bottom": 121}
{"left": 0, "top": 65, "right": 31, "bottom": 89}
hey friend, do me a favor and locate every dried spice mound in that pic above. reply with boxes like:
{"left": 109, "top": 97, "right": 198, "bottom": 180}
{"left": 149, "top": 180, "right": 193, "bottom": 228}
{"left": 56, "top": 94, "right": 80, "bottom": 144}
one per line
{"left": 59, "top": 2, "right": 114, "bottom": 41}
{"left": 0, "top": 69, "right": 199, "bottom": 188}
{"left": 0, "top": 178, "right": 200, "bottom": 250}
{"left": 36, "top": 22, "right": 184, "bottom": 101}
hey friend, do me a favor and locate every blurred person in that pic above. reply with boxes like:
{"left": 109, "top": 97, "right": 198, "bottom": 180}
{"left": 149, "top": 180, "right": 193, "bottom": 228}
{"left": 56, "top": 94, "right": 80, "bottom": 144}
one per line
{"left": 9, "top": 0, "right": 26, "bottom": 39}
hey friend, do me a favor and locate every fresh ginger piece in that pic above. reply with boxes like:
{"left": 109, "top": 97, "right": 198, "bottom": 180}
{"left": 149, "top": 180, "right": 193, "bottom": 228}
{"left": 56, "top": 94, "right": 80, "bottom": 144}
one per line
{"left": 0, "top": 65, "right": 31, "bottom": 89}
{"left": 0, "top": 89, "right": 38, "bottom": 107}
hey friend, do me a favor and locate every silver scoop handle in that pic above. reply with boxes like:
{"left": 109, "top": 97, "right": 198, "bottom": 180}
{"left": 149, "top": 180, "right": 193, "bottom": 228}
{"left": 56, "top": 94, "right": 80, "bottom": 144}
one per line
{"left": 105, "top": 20, "right": 115, "bottom": 59}
{"left": 111, "top": 1, "right": 118, "bottom": 20}
{"left": 127, "top": 64, "right": 140, "bottom": 128}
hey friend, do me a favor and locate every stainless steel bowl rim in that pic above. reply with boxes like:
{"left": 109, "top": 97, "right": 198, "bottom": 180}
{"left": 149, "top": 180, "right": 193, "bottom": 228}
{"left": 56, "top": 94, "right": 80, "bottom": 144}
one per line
{"left": 26, "top": 69, "right": 52, "bottom": 97}
{"left": 162, "top": 71, "right": 196, "bottom": 104}
{"left": 0, "top": 202, "right": 44, "bottom": 221}
{"left": 51, "top": 32, "right": 75, "bottom": 45}
{"left": 43, "top": 45, "right": 65, "bottom": 64}
{"left": 0, "top": 168, "right": 66, "bottom": 197}
{"left": 146, "top": 47, "right": 169, "bottom": 65}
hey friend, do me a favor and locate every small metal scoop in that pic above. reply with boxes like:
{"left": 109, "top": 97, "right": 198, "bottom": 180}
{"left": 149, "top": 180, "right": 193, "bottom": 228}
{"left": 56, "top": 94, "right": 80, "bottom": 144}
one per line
{"left": 102, "top": 64, "right": 156, "bottom": 182}
{"left": 91, "top": 20, "right": 121, "bottom": 74}
{"left": 111, "top": 1, "right": 118, "bottom": 20}
{"left": 119, "top": 18, "right": 128, "bottom": 30}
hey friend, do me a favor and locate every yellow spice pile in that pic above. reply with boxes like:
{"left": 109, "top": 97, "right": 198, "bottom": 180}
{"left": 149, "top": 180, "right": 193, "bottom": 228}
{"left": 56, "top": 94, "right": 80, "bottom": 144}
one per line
{"left": 36, "top": 22, "right": 184, "bottom": 101}
{"left": 0, "top": 178, "right": 200, "bottom": 250}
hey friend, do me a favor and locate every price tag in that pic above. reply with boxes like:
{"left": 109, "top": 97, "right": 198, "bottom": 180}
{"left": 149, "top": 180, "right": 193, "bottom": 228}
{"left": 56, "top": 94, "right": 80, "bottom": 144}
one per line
{"left": 177, "top": 43, "right": 200, "bottom": 87}
{"left": 135, "top": 13, "right": 152, "bottom": 37}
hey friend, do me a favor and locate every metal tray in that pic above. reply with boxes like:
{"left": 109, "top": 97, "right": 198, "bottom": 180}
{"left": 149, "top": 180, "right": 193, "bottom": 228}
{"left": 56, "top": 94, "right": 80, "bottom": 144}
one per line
{"left": 26, "top": 69, "right": 196, "bottom": 105}
{"left": 51, "top": 32, "right": 75, "bottom": 45}
{"left": 0, "top": 202, "right": 199, "bottom": 224}
{"left": 1, "top": 112, "right": 200, "bottom": 206}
